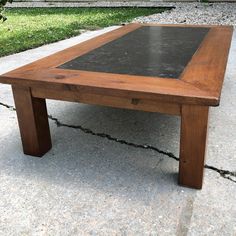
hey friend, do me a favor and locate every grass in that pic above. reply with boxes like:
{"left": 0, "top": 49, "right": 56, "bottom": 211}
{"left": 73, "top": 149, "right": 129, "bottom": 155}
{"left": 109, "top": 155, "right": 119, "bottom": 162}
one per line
{"left": 0, "top": 7, "right": 167, "bottom": 57}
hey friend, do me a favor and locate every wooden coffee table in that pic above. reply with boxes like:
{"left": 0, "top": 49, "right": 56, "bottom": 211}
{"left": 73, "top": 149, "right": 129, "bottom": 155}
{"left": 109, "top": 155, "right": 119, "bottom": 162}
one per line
{"left": 0, "top": 23, "right": 233, "bottom": 189}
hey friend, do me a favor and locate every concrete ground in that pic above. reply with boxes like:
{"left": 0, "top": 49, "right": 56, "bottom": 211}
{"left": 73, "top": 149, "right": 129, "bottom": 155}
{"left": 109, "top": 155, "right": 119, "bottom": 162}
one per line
{"left": 0, "top": 26, "right": 236, "bottom": 235}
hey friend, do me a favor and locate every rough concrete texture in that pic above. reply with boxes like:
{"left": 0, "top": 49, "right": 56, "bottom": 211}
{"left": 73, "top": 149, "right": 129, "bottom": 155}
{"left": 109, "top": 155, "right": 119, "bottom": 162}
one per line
{"left": 0, "top": 26, "right": 236, "bottom": 235}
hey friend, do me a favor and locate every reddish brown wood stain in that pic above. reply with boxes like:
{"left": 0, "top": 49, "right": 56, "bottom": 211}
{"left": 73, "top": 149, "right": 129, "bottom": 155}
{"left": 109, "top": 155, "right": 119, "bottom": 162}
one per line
{"left": 0, "top": 24, "right": 233, "bottom": 189}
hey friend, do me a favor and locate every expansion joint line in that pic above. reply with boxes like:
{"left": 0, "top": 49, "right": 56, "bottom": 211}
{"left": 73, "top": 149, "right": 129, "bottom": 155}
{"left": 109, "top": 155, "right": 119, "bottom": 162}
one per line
{"left": 0, "top": 101, "right": 235, "bottom": 184}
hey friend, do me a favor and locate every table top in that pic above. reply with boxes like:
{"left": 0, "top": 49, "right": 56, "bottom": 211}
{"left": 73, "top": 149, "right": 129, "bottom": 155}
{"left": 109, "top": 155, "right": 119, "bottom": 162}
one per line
{"left": 0, "top": 23, "right": 233, "bottom": 106}
{"left": 58, "top": 26, "right": 209, "bottom": 79}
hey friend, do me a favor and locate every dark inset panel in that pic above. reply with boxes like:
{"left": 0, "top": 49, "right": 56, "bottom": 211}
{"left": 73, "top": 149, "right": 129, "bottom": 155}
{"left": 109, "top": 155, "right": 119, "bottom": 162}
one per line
{"left": 58, "top": 26, "right": 209, "bottom": 78}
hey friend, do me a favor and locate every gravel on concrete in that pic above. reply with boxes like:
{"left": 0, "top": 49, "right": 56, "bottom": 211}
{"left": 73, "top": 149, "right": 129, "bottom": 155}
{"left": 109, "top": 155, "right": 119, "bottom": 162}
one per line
{"left": 133, "top": 3, "right": 236, "bottom": 26}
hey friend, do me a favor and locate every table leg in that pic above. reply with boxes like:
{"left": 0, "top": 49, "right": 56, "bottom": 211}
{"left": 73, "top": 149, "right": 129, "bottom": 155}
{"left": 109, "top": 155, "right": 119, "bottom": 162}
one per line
{"left": 12, "top": 86, "right": 52, "bottom": 157}
{"left": 179, "top": 105, "right": 209, "bottom": 189}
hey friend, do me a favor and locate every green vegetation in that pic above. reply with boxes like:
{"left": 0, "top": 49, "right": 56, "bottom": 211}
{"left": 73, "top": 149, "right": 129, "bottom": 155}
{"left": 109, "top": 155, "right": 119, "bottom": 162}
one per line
{"left": 0, "top": 7, "right": 166, "bottom": 57}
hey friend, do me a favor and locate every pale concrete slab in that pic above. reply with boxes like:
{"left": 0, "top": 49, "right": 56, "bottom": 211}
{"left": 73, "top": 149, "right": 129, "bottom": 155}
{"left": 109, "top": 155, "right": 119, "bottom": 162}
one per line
{"left": 0, "top": 26, "right": 235, "bottom": 235}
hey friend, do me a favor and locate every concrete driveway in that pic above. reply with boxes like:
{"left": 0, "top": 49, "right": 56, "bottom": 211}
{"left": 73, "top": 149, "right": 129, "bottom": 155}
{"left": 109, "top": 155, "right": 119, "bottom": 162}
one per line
{"left": 0, "top": 26, "right": 235, "bottom": 235}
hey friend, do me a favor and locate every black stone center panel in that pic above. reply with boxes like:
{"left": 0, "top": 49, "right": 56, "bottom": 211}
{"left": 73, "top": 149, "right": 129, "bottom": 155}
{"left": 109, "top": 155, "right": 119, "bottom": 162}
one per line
{"left": 58, "top": 26, "right": 209, "bottom": 78}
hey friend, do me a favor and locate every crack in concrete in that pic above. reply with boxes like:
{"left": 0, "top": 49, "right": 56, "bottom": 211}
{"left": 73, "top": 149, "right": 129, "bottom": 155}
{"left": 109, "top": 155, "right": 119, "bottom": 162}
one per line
{"left": 48, "top": 115, "right": 236, "bottom": 184}
{"left": 48, "top": 114, "right": 179, "bottom": 161}
{"left": 204, "top": 164, "right": 236, "bottom": 184}
{"left": 0, "top": 101, "right": 16, "bottom": 110}
{"left": 0, "top": 101, "right": 235, "bottom": 184}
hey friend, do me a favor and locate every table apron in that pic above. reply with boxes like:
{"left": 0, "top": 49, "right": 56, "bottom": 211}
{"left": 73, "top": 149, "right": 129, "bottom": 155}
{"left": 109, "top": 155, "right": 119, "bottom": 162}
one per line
{"left": 31, "top": 87, "right": 181, "bottom": 116}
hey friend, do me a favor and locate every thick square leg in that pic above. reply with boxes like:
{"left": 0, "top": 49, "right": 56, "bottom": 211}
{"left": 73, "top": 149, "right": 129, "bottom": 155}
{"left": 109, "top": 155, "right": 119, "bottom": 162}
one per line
{"left": 12, "top": 86, "right": 52, "bottom": 157}
{"left": 179, "top": 105, "right": 209, "bottom": 189}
